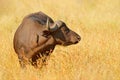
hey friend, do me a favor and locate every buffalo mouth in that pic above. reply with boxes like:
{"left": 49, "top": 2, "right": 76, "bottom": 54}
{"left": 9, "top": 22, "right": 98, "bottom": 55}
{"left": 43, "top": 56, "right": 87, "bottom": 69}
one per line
{"left": 63, "top": 43, "right": 72, "bottom": 46}
{"left": 74, "top": 41, "right": 79, "bottom": 44}
{"left": 63, "top": 40, "right": 79, "bottom": 46}
{"left": 63, "top": 42, "right": 75, "bottom": 46}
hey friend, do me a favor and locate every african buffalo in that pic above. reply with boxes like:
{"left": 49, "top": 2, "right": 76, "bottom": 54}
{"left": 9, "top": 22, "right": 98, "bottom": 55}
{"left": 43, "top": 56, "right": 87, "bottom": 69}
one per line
{"left": 13, "top": 11, "right": 81, "bottom": 68}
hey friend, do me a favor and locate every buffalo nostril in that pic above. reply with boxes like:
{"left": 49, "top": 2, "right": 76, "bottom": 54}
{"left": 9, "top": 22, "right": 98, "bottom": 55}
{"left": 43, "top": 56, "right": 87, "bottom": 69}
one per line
{"left": 77, "top": 36, "right": 81, "bottom": 41}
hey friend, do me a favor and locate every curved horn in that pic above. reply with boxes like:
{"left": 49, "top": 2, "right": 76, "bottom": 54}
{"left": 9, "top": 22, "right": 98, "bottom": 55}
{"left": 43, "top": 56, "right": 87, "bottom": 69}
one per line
{"left": 46, "top": 18, "right": 50, "bottom": 30}
{"left": 49, "top": 20, "right": 63, "bottom": 32}
{"left": 55, "top": 20, "right": 63, "bottom": 27}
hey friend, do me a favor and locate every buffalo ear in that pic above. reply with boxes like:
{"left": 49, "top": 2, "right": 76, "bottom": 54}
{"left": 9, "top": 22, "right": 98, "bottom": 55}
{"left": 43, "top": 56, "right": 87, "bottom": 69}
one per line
{"left": 42, "top": 30, "right": 51, "bottom": 37}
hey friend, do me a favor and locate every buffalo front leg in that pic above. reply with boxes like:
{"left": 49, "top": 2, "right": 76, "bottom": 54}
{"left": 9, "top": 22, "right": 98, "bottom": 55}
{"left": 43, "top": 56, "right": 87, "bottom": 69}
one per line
{"left": 18, "top": 48, "right": 29, "bottom": 68}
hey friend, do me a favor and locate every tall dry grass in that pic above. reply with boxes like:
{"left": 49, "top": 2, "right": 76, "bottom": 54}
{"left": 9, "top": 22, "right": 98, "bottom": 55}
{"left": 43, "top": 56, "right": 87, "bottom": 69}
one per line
{"left": 0, "top": 0, "right": 120, "bottom": 80}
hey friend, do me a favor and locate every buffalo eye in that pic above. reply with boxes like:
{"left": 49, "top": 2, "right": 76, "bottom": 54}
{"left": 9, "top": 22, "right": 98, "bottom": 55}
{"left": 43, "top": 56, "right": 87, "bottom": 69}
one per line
{"left": 64, "top": 28, "right": 70, "bottom": 34}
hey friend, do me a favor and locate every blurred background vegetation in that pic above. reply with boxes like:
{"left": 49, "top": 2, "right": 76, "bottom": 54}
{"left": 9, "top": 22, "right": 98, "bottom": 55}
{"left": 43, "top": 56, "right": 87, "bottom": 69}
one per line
{"left": 0, "top": 0, "right": 120, "bottom": 80}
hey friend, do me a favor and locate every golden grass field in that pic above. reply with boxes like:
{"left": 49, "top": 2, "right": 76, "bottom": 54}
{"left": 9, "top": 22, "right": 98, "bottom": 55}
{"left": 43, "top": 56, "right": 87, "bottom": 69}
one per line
{"left": 0, "top": 0, "right": 120, "bottom": 80}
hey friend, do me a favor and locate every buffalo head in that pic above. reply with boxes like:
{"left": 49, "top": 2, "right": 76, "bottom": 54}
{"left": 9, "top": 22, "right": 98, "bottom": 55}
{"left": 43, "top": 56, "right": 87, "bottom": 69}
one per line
{"left": 45, "top": 18, "right": 81, "bottom": 46}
